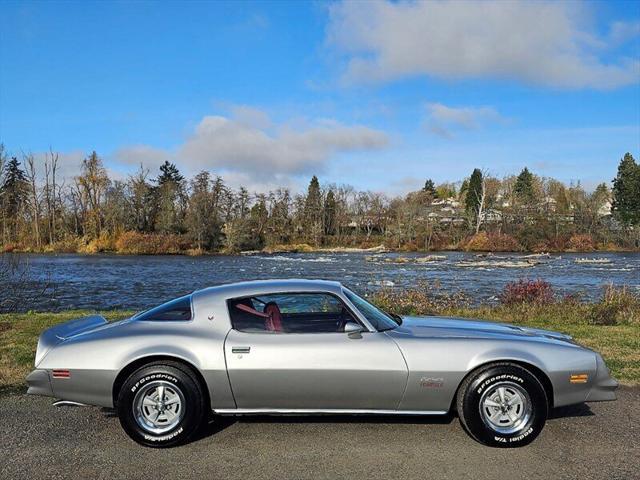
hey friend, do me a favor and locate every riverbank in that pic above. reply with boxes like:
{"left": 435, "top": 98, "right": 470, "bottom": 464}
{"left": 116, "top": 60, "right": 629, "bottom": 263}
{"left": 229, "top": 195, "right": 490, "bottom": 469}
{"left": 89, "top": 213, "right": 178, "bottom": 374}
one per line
{"left": 4, "top": 244, "right": 638, "bottom": 256}
{"left": 3, "top": 234, "right": 638, "bottom": 256}
{"left": 1, "top": 299, "right": 638, "bottom": 395}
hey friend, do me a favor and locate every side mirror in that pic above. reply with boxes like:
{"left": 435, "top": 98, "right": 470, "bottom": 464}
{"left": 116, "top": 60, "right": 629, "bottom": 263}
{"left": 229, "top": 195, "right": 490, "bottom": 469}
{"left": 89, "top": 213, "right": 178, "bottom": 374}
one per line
{"left": 344, "top": 321, "right": 363, "bottom": 338}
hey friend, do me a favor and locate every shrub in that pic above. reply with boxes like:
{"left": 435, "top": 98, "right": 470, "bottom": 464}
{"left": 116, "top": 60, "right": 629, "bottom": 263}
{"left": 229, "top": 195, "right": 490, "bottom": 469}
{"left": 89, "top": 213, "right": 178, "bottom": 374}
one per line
{"left": 531, "top": 236, "right": 569, "bottom": 253}
{"left": 2, "top": 243, "right": 20, "bottom": 253}
{"left": 115, "top": 231, "right": 191, "bottom": 254}
{"left": 43, "top": 236, "right": 80, "bottom": 253}
{"left": 568, "top": 234, "right": 595, "bottom": 252}
{"left": 500, "top": 279, "right": 555, "bottom": 306}
{"left": 78, "top": 233, "right": 117, "bottom": 254}
{"left": 370, "top": 282, "right": 470, "bottom": 316}
{"left": 463, "top": 232, "right": 522, "bottom": 252}
{"left": 589, "top": 285, "right": 640, "bottom": 325}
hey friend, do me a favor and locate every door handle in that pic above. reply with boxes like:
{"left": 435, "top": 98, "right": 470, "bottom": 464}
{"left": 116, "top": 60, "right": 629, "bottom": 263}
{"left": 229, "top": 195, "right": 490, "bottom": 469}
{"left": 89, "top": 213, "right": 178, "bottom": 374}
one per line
{"left": 232, "top": 346, "right": 251, "bottom": 354}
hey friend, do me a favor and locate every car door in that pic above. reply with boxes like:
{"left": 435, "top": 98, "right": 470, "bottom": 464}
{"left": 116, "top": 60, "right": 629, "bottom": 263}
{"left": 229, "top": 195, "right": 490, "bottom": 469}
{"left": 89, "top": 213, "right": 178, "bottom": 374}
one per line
{"left": 224, "top": 292, "right": 408, "bottom": 410}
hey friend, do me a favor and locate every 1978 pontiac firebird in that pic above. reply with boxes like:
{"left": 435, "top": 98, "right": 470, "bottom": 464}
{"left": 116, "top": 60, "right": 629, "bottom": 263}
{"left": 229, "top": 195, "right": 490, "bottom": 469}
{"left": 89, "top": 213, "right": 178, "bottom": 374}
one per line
{"left": 27, "top": 279, "right": 617, "bottom": 448}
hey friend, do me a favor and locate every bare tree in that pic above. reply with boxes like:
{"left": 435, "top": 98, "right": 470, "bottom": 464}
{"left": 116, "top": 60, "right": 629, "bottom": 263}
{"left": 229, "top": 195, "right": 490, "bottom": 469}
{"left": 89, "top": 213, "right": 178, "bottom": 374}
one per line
{"left": 44, "top": 148, "right": 59, "bottom": 244}
{"left": 471, "top": 170, "right": 492, "bottom": 234}
{"left": 24, "top": 153, "right": 41, "bottom": 249}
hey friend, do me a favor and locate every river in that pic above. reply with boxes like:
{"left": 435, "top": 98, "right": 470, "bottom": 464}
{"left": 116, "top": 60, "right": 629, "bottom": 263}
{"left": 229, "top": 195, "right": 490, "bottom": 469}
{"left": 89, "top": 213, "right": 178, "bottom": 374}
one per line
{"left": 5, "top": 251, "right": 638, "bottom": 312}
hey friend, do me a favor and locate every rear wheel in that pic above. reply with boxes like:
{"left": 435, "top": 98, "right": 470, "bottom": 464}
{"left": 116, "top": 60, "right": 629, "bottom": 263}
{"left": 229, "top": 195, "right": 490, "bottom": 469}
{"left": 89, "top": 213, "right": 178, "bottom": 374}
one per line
{"left": 116, "top": 362, "right": 206, "bottom": 447}
{"left": 456, "top": 363, "right": 548, "bottom": 447}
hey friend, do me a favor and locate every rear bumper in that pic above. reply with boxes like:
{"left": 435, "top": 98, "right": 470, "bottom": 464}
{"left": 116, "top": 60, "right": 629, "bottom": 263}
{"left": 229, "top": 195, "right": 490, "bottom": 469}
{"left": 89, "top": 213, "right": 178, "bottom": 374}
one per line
{"left": 26, "top": 369, "right": 54, "bottom": 397}
{"left": 586, "top": 354, "right": 618, "bottom": 402}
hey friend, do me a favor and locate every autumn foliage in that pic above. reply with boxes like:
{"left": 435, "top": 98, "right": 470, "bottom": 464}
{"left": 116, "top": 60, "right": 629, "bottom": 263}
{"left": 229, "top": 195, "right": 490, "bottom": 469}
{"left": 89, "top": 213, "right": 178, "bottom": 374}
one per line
{"left": 462, "top": 232, "right": 522, "bottom": 252}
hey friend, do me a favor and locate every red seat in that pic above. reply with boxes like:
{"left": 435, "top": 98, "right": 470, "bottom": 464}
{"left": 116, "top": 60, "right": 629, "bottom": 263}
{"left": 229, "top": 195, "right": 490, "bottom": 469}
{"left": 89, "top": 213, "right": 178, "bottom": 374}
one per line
{"left": 263, "top": 302, "right": 283, "bottom": 332}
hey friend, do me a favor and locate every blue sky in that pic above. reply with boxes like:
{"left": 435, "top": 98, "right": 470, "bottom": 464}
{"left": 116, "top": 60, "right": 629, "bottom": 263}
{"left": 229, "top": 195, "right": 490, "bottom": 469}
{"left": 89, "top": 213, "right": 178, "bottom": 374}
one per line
{"left": 1, "top": 0, "right": 639, "bottom": 194}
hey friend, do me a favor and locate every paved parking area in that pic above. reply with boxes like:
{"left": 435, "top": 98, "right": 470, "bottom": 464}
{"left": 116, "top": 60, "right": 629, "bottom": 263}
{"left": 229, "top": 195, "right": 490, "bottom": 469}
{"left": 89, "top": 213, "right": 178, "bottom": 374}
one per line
{"left": 2, "top": 388, "right": 639, "bottom": 480}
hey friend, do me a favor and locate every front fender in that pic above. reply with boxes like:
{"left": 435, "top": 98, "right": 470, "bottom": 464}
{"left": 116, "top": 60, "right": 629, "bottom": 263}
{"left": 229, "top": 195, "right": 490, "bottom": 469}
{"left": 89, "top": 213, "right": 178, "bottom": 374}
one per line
{"left": 467, "top": 345, "right": 597, "bottom": 408}
{"left": 392, "top": 335, "right": 598, "bottom": 412}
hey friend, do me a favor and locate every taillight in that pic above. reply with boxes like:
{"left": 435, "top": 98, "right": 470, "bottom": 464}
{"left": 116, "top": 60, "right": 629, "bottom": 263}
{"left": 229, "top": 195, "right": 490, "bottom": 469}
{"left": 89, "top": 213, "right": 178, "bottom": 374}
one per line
{"left": 52, "top": 370, "right": 70, "bottom": 379}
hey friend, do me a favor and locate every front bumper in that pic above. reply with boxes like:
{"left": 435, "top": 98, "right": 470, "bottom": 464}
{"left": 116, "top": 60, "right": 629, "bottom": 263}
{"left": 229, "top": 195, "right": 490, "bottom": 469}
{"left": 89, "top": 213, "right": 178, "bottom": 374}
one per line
{"left": 586, "top": 354, "right": 618, "bottom": 402}
{"left": 26, "top": 369, "right": 54, "bottom": 397}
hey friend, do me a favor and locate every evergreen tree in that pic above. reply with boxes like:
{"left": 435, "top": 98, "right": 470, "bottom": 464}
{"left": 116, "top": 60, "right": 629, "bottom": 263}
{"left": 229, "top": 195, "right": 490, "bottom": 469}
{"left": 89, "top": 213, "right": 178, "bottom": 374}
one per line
{"left": 465, "top": 169, "right": 483, "bottom": 216}
{"left": 305, "top": 176, "right": 322, "bottom": 218}
{"left": 423, "top": 179, "right": 437, "bottom": 197}
{"left": 153, "top": 161, "right": 186, "bottom": 233}
{"left": 0, "top": 157, "right": 29, "bottom": 240}
{"left": 514, "top": 167, "right": 535, "bottom": 204}
{"left": 304, "top": 175, "right": 323, "bottom": 245}
{"left": 612, "top": 153, "right": 640, "bottom": 225}
{"left": 323, "top": 189, "right": 337, "bottom": 236}
{"left": 0, "top": 157, "right": 29, "bottom": 219}
{"left": 156, "top": 161, "right": 184, "bottom": 185}
{"left": 459, "top": 179, "right": 469, "bottom": 201}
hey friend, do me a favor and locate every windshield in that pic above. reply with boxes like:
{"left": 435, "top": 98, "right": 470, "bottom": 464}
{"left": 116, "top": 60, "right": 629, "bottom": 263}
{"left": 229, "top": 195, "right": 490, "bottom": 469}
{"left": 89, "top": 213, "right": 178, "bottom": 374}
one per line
{"left": 343, "top": 289, "right": 399, "bottom": 331}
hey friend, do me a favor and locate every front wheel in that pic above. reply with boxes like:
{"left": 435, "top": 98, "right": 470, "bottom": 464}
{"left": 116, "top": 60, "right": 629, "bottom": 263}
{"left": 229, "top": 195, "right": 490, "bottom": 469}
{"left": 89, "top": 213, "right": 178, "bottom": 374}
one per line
{"left": 116, "top": 362, "right": 206, "bottom": 447}
{"left": 456, "top": 362, "right": 548, "bottom": 447}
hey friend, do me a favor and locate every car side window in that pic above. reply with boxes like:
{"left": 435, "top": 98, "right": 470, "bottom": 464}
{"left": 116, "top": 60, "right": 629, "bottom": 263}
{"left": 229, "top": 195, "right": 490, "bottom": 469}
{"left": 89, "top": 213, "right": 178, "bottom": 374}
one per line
{"left": 135, "top": 295, "right": 192, "bottom": 321}
{"left": 227, "top": 292, "right": 358, "bottom": 334}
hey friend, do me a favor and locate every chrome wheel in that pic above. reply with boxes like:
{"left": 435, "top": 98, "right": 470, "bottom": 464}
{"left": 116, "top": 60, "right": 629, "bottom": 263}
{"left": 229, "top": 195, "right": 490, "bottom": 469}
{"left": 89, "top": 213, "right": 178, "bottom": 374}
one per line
{"left": 479, "top": 381, "right": 532, "bottom": 434}
{"left": 133, "top": 381, "right": 185, "bottom": 434}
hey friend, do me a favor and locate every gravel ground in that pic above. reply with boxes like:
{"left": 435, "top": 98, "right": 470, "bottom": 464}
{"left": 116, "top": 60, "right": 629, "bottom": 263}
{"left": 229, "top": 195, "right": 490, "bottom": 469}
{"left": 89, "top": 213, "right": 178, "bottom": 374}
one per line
{"left": 2, "top": 388, "right": 639, "bottom": 480}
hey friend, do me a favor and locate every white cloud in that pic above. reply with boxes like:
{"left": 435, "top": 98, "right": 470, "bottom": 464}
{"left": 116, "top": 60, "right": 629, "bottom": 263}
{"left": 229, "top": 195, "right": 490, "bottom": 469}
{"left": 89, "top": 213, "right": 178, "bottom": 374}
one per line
{"left": 115, "top": 109, "right": 388, "bottom": 185}
{"left": 228, "top": 105, "right": 273, "bottom": 130}
{"left": 327, "top": 0, "right": 640, "bottom": 89}
{"left": 609, "top": 20, "right": 640, "bottom": 44}
{"left": 179, "top": 115, "right": 387, "bottom": 175}
{"left": 424, "top": 103, "right": 504, "bottom": 138}
{"left": 113, "top": 145, "right": 168, "bottom": 172}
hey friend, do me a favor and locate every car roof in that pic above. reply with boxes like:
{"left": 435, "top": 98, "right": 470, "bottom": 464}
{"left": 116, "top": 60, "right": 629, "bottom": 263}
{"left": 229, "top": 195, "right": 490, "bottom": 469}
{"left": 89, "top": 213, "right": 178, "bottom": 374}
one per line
{"left": 192, "top": 279, "right": 344, "bottom": 301}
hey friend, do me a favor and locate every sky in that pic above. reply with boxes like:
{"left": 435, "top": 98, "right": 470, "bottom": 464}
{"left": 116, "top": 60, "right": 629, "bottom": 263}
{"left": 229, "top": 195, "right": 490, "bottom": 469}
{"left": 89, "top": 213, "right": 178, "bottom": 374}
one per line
{"left": 1, "top": 0, "right": 639, "bottom": 195}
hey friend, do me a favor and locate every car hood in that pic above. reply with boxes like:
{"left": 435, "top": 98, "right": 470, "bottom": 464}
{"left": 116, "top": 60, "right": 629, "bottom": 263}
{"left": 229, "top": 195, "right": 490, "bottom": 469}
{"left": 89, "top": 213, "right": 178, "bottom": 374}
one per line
{"left": 390, "top": 316, "right": 575, "bottom": 345}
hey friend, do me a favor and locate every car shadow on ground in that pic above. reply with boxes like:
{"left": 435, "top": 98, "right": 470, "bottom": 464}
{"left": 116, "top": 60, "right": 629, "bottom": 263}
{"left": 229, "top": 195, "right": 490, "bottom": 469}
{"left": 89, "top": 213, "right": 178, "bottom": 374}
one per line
{"left": 192, "top": 413, "right": 457, "bottom": 442}
{"left": 548, "top": 402, "right": 594, "bottom": 419}
{"left": 101, "top": 402, "right": 595, "bottom": 444}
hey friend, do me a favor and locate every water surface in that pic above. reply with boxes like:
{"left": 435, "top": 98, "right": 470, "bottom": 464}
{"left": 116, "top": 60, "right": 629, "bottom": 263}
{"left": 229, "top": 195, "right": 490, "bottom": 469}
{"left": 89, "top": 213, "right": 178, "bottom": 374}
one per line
{"left": 10, "top": 251, "right": 639, "bottom": 312}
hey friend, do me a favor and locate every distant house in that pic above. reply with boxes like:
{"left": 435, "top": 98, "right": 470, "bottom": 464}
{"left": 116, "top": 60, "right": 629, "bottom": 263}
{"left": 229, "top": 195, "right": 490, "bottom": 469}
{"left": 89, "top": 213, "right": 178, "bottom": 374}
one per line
{"left": 541, "top": 196, "right": 557, "bottom": 212}
{"left": 598, "top": 200, "right": 612, "bottom": 217}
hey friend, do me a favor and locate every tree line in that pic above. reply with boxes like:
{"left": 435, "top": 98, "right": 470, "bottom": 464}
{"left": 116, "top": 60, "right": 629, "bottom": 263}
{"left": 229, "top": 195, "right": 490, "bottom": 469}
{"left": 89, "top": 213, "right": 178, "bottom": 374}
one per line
{"left": 0, "top": 144, "right": 638, "bottom": 254}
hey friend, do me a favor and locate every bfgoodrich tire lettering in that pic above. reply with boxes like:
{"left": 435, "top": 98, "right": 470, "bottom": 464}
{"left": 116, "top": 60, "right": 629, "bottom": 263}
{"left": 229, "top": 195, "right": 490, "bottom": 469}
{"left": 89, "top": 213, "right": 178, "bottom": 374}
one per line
{"left": 456, "top": 362, "right": 548, "bottom": 448}
{"left": 117, "top": 362, "right": 206, "bottom": 447}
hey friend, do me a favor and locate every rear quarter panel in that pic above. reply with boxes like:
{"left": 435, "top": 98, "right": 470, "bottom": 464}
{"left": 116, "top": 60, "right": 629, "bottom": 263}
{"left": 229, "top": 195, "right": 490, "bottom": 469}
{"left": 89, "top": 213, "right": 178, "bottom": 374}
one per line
{"left": 37, "top": 318, "right": 235, "bottom": 409}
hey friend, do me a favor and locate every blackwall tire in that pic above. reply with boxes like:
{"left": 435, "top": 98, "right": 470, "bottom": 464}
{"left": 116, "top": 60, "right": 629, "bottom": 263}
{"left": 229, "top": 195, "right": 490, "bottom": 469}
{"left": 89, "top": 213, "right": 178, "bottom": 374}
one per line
{"left": 116, "top": 362, "right": 206, "bottom": 448}
{"left": 456, "top": 362, "right": 548, "bottom": 448}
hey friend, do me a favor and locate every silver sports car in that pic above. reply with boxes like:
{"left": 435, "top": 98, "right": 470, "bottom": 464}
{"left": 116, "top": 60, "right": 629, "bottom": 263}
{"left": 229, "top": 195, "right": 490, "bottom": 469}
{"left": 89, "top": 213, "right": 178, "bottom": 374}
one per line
{"left": 26, "top": 279, "right": 617, "bottom": 448}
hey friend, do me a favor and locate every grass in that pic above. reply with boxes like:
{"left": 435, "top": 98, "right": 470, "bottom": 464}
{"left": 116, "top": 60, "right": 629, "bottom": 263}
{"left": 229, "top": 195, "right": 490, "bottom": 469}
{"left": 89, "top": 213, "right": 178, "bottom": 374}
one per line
{"left": 0, "top": 310, "right": 133, "bottom": 395}
{"left": 1, "top": 300, "right": 638, "bottom": 396}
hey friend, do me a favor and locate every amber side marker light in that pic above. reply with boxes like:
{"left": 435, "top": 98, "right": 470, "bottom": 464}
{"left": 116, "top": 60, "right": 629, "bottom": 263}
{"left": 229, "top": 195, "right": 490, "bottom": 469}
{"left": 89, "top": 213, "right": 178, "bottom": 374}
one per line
{"left": 52, "top": 370, "right": 70, "bottom": 379}
{"left": 569, "top": 374, "right": 588, "bottom": 384}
